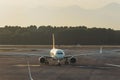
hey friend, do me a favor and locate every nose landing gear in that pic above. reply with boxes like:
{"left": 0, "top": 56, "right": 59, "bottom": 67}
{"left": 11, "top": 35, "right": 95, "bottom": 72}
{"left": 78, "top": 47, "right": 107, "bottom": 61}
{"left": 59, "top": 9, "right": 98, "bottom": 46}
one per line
{"left": 57, "top": 60, "right": 61, "bottom": 66}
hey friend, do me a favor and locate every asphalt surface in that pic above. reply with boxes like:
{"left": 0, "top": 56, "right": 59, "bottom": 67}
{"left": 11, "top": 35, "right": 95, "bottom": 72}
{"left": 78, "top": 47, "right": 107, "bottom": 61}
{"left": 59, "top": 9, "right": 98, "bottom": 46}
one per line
{"left": 0, "top": 45, "right": 120, "bottom": 80}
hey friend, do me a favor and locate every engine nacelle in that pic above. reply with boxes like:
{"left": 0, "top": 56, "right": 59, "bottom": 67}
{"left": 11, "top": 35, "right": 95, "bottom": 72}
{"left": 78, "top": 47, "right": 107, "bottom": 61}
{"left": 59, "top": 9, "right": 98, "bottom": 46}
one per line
{"left": 39, "top": 57, "right": 46, "bottom": 64}
{"left": 69, "top": 57, "right": 76, "bottom": 63}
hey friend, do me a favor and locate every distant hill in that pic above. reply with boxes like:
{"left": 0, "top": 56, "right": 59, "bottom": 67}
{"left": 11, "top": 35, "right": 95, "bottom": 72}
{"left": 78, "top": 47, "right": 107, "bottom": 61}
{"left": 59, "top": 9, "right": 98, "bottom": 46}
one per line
{"left": 25, "top": 3, "right": 120, "bottom": 29}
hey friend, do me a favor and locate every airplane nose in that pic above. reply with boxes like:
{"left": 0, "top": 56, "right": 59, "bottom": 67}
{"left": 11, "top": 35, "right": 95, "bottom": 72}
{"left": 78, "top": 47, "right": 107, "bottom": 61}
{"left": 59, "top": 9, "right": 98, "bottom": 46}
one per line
{"left": 56, "top": 54, "right": 64, "bottom": 59}
{"left": 56, "top": 50, "right": 65, "bottom": 59}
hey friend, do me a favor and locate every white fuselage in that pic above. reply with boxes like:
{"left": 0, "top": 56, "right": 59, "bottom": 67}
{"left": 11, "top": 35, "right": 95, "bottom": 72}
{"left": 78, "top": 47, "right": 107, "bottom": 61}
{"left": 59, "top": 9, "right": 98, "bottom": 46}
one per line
{"left": 50, "top": 48, "right": 65, "bottom": 60}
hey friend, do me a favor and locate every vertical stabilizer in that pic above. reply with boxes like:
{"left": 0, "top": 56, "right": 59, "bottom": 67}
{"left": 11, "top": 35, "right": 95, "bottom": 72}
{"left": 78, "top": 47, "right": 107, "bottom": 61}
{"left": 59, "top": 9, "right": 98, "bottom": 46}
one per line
{"left": 52, "top": 34, "right": 55, "bottom": 49}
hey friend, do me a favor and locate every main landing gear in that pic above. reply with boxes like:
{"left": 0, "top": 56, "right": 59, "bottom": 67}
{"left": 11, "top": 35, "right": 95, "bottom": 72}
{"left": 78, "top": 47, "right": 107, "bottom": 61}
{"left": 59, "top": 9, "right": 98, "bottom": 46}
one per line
{"left": 64, "top": 58, "right": 69, "bottom": 65}
{"left": 65, "top": 61, "right": 69, "bottom": 65}
{"left": 45, "top": 60, "right": 49, "bottom": 65}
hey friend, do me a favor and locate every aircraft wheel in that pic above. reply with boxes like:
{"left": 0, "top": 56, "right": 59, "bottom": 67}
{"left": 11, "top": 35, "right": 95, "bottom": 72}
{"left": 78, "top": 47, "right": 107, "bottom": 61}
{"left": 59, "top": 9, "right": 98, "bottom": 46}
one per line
{"left": 58, "top": 63, "right": 61, "bottom": 66}
{"left": 65, "top": 61, "right": 69, "bottom": 65}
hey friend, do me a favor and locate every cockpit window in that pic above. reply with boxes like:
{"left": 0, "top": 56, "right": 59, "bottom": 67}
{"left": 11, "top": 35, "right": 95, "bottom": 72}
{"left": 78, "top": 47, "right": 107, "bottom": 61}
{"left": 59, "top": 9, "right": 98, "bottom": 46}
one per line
{"left": 57, "top": 52, "right": 63, "bottom": 54}
{"left": 56, "top": 50, "right": 63, "bottom": 55}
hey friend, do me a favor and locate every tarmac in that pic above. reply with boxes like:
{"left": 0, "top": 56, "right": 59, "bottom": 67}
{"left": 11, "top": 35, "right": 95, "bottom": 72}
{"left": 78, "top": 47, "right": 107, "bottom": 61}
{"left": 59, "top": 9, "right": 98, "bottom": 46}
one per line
{"left": 0, "top": 45, "right": 120, "bottom": 80}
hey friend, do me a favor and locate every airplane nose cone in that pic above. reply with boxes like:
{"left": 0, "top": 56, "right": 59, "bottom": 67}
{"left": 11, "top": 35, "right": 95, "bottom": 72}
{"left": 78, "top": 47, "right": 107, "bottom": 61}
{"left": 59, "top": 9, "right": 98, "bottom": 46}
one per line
{"left": 56, "top": 53, "right": 64, "bottom": 59}
{"left": 56, "top": 55, "right": 64, "bottom": 59}
{"left": 54, "top": 49, "right": 65, "bottom": 59}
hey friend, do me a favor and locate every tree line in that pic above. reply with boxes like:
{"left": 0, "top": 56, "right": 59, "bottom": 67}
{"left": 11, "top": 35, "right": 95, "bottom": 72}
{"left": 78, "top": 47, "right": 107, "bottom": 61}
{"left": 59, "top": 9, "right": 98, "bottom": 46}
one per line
{"left": 0, "top": 25, "right": 119, "bottom": 45}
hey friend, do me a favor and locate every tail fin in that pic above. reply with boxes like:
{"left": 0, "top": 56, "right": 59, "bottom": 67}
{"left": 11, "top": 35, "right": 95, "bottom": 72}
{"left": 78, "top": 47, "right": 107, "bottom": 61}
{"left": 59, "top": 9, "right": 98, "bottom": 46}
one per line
{"left": 52, "top": 34, "right": 55, "bottom": 49}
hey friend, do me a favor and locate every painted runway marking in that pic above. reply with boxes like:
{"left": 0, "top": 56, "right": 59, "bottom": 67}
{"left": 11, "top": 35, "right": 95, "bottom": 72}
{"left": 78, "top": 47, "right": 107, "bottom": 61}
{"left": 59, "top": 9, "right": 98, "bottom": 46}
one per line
{"left": 75, "top": 66, "right": 111, "bottom": 69}
{"left": 13, "top": 64, "right": 40, "bottom": 67}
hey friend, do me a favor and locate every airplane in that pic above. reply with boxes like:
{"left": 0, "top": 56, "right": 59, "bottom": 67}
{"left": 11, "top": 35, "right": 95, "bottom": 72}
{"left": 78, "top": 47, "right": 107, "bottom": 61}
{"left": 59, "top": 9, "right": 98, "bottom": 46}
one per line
{"left": 38, "top": 34, "right": 77, "bottom": 66}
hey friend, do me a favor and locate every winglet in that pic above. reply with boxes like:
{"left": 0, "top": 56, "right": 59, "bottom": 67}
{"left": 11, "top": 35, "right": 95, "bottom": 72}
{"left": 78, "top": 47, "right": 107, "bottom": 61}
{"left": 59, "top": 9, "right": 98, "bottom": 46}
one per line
{"left": 52, "top": 34, "right": 55, "bottom": 49}
{"left": 100, "top": 46, "right": 103, "bottom": 54}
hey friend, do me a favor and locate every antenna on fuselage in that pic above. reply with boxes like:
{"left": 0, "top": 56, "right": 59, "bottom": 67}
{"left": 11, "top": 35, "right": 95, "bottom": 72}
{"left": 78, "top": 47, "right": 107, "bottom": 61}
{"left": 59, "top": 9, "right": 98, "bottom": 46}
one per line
{"left": 52, "top": 34, "right": 55, "bottom": 49}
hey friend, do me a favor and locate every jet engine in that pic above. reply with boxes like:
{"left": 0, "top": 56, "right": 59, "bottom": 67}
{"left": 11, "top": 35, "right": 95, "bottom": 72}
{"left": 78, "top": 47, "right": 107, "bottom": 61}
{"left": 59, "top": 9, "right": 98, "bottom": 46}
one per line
{"left": 69, "top": 57, "right": 76, "bottom": 63}
{"left": 39, "top": 57, "right": 46, "bottom": 64}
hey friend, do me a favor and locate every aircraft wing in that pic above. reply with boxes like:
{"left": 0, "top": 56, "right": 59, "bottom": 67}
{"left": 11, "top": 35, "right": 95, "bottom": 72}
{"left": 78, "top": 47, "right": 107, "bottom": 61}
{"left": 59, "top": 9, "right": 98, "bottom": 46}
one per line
{"left": 0, "top": 52, "right": 50, "bottom": 57}
{"left": 106, "top": 63, "right": 120, "bottom": 68}
{"left": 64, "top": 52, "right": 98, "bottom": 58}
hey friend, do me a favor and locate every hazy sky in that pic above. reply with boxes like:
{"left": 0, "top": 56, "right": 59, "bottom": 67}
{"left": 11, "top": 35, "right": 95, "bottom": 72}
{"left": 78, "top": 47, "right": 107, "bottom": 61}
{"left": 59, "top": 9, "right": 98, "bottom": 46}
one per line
{"left": 0, "top": 0, "right": 120, "bottom": 9}
{"left": 0, "top": 0, "right": 120, "bottom": 29}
